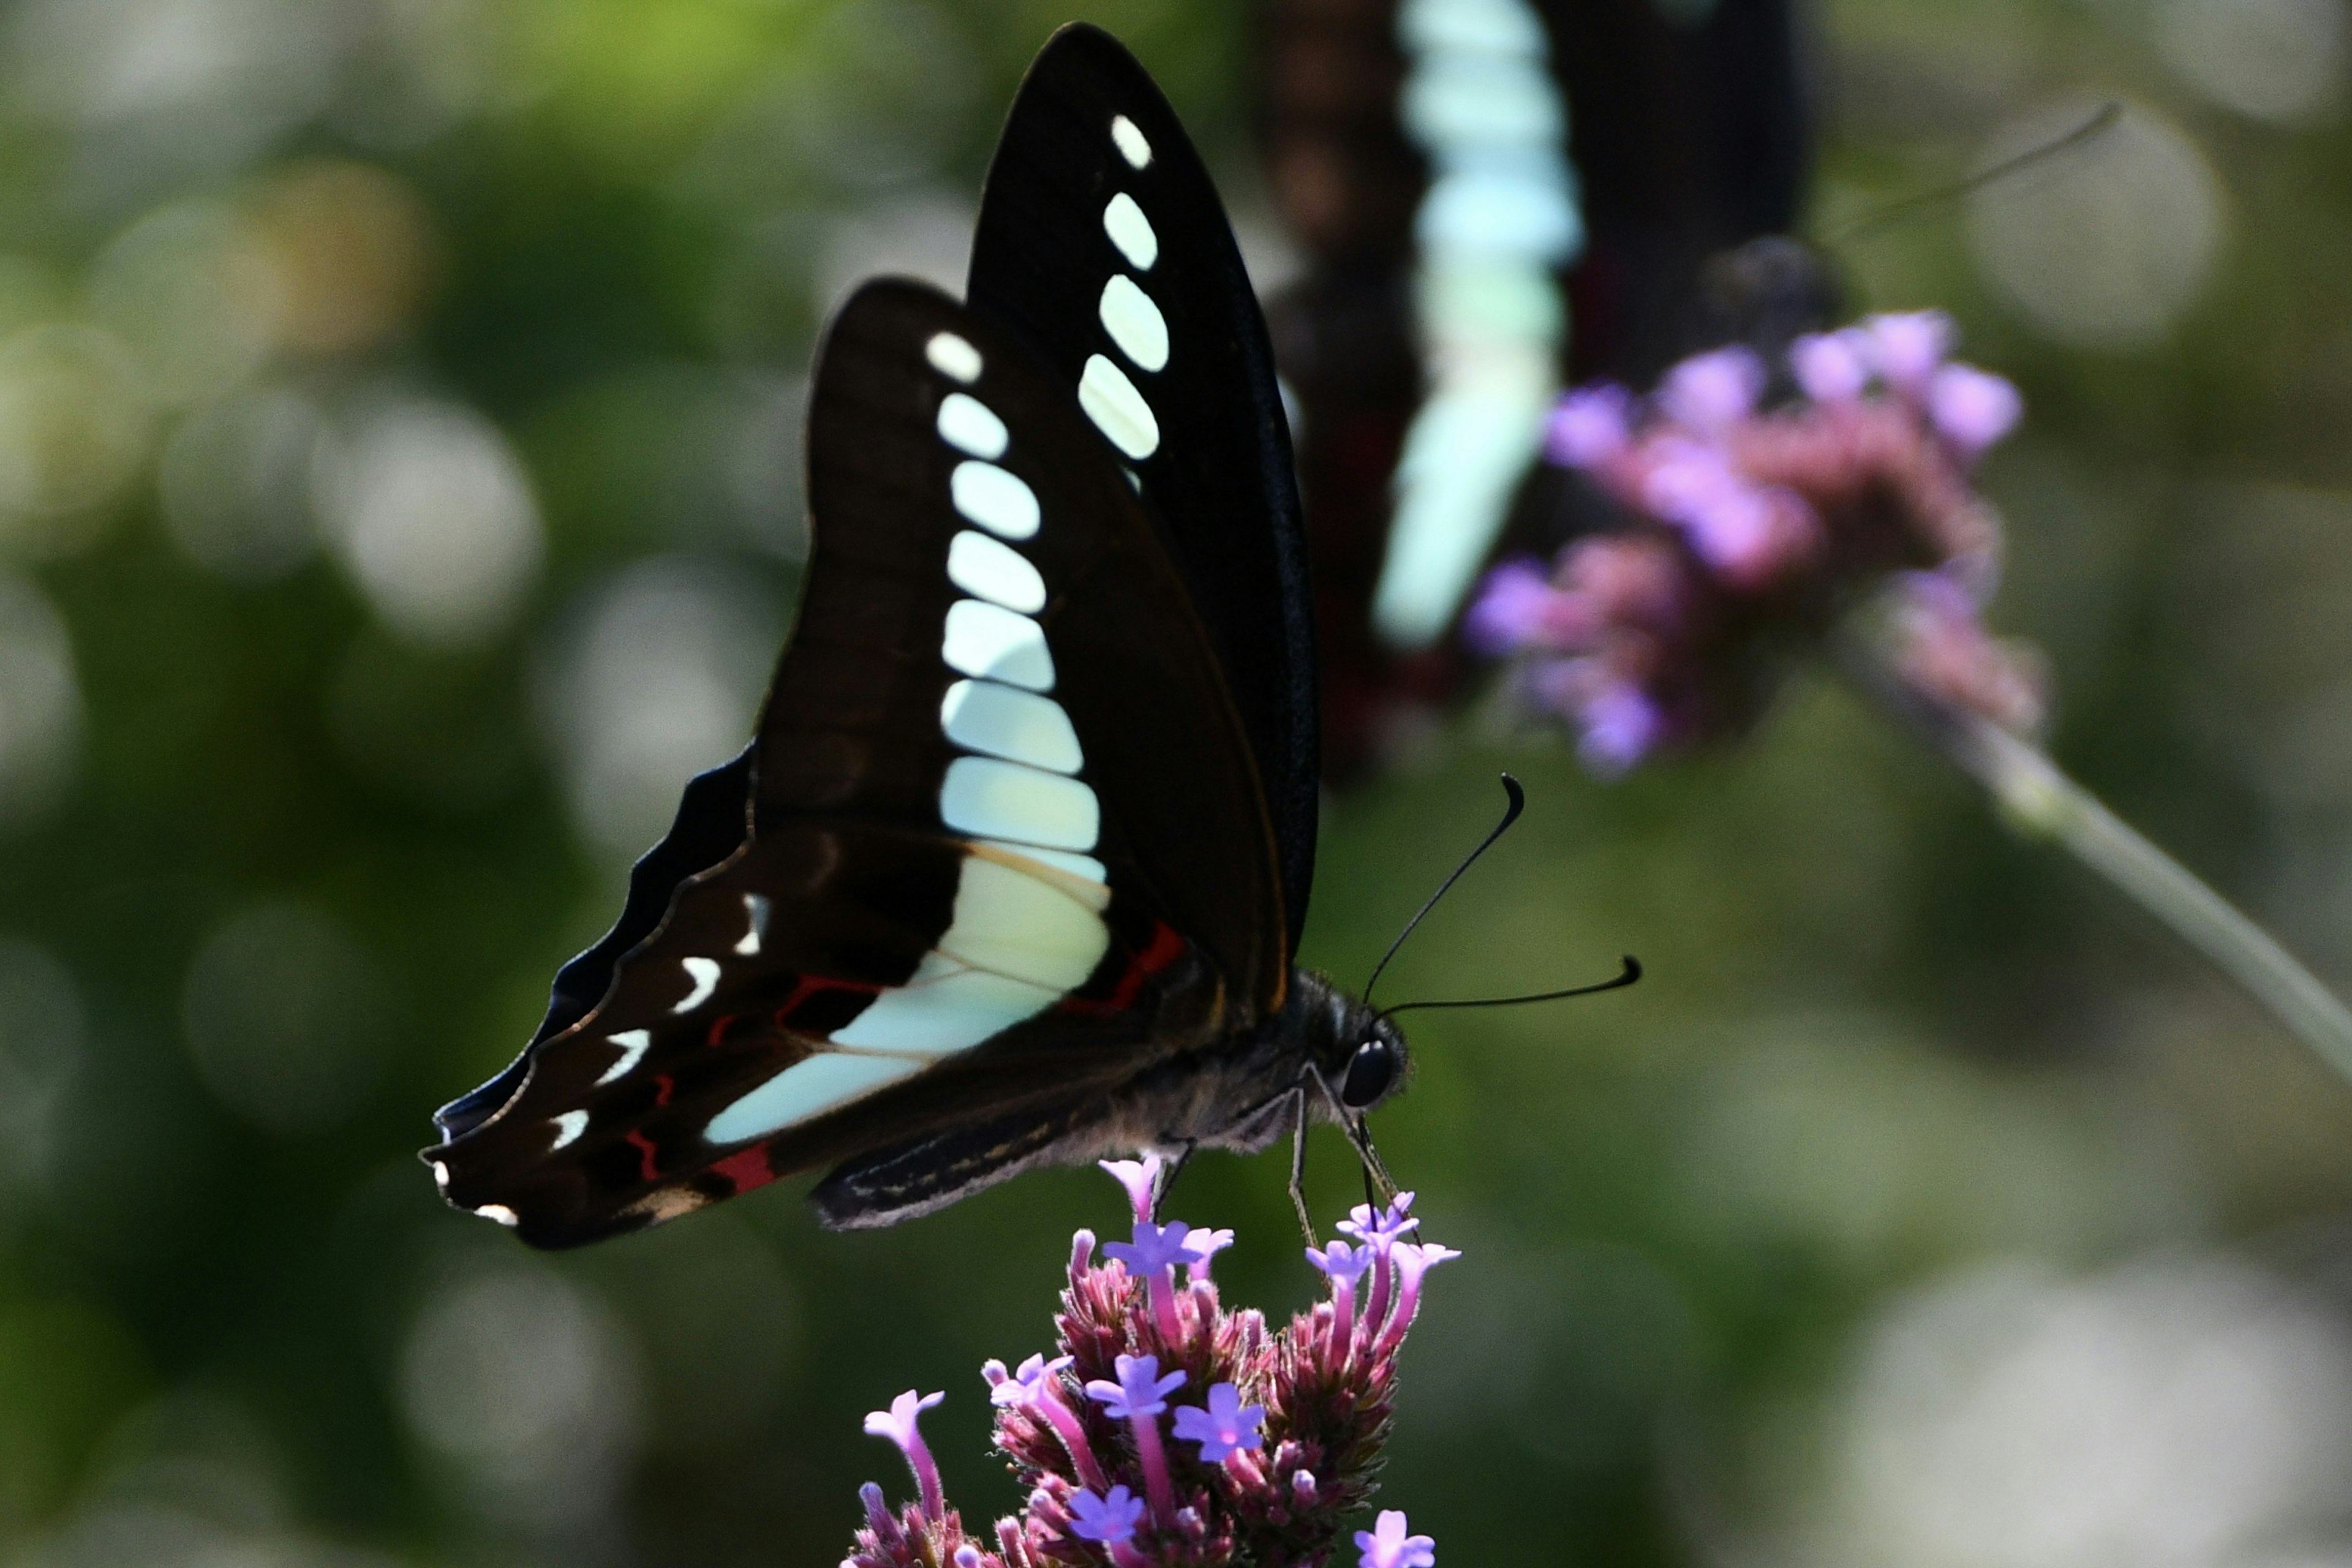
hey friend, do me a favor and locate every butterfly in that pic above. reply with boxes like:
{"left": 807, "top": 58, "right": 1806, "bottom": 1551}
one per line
{"left": 424, "top": 24, "right": 1414, "bottom": 1250}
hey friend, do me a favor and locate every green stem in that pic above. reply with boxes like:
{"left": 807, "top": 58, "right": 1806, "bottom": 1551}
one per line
{"left": 1838, "top": 641, "right": 2352, "bottom": 1085}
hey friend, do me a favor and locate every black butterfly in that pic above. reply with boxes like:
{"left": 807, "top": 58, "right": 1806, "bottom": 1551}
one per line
{"left": 425, "top": 26, "right": 1412, "bottom": 1250}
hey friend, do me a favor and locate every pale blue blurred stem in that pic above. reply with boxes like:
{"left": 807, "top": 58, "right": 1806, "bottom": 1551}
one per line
{"left": 1840, "top": 642, "right": 2352, "bottom": 1086}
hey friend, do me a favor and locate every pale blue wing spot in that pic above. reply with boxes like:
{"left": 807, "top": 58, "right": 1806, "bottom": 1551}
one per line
{"left": 942, "top": 599, "right": 1055, "bottom": 691}
{"left": 828, "top": 964, "right": 1061, "bottom": 1055}
{"left": 925, "top": 331, "right": 983, "bottom": 383}
{"left": 975, "top": 839, "right": 1108, "bottom": 886}
{"left": 933, "top": 853, "right": 1109, "bottom": 990}
{"left": 1110, "top": 115, "right": 1153, "bottom": 169}
{"left": 1077, "top": 355, "right": 1159, "bottom": 459}
{"left": 946, "top": 530, "right": 1046, "bottom": 612}
{"left": 595, "top": 1028, "right": 652, "bottom": 1085}
{"left": 937, "top": 393, "right": 1009, "bottom": 458}
{"left": 704, "top": 1054, "right": 925, "bottom": 1146}
{"left": 1102, "top": 193, "right": 1158, "bottom": 271}
{"left": 950, "top": 460, "right": 1041, "bottom": 539}
{"left": 940, "top": 679, "right": 1083, "bottom": 774}
{"left": 939, "top": 755, "right": 1099, "bottom": 850}
{"left": 674, "top": 956, "right": 721, "bottom": 1014}
{"left": 549, "top": 1109, "right": 589, "bottom": 1150}
{"left": 1098, "top": 275, "right": 1169, "bottom": 372}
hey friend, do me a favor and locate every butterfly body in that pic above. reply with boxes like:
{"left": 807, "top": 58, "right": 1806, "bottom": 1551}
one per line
{"left": 426, "top": 28, "right": 1409, "bottom": 1250}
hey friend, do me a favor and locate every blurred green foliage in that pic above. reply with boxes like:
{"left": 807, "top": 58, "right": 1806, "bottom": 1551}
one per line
{"left": 3, "top": 0, "right": 2352, "bottom": 1565}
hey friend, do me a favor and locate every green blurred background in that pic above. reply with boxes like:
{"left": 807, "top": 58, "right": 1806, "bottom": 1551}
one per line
{"left": 4, "top": 0, "right": 2352, "bottom": 1564}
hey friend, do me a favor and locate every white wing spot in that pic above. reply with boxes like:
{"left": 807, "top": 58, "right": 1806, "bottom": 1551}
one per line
{"left": 1098, "top": 275, "right": 1169, "bottom": 372}
{"left": 674, "top": 957, "right": 722, "bottom": 1014}
{"left": 942, "top": 599, "right": 1055, "bottom": 691}
{"left": 1102, "top": 193, "right": 1158, "bottom": 270}
{"left": 950, "top": 460, "right": 1041, "bottom": 540}
{"left": 473, "top": 1204, "right": 521, "bottom": 1227}
{"left": 1078, "top": 354, "right": 1159, "bottom": 458}
{"left": 938, "top": 755, "right": 1100, "bottom": 851}
{"left": 940, "top": 679, "right": 1084, "bottom": 774}
{"left": 597, "top": 1028, "right": 652, "bottom": 1085}
{"left": 936, "top": 392, "right": 1008, "bottom": 458}
{"left": 925, "top": 331, "right": 982, "bottom": 383}
{"left": 431, "top": 1160, "right": 450, "bottom": 1191}
{"left": 1110, "top": 115, "right": 1153, "bottom": 169}
{"left": 946, "top": 530, "right": 1046, "bottom": 613}
{"left": 736, "top": 893, "right": 769, "bottom": 956}
{"left": 549, "top": 1110, "right": 589, "bottom": 1150}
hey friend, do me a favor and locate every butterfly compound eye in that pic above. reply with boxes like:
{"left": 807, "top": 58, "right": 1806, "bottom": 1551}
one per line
{"left": 1339, "top": 1039, "right": 1397, "bottom": 1109}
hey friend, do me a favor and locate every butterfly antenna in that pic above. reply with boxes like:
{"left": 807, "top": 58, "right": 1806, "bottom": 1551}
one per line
{"left": 1363, "top": 774, "right": 1526, "bottom": 1008}
{"left": 1378, "top": 955, "right": 1643, "bottom": 1022}
{"left": 1834, "top": 101, "right": 2120, "bottom": 247}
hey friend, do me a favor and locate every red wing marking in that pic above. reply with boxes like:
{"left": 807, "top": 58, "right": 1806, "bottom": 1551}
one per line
{"left": 653, "top": 1074, "right": 676, "bottom": 1108}
{"left": 1060, "top": 921, "right": 1187, "bottom": 1017}
{"left": 625, "top": 1128, "right": 661, "bottom": 1183}
{"left": 709, "top": 1145, "right": 777, "bottom": 1194}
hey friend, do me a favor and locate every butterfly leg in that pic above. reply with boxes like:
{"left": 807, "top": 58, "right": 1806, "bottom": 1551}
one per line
{"left": 1346, "top": 1115, "right": 1400, "bottom": 1205}
{"left": 1152, "top": 1140, "right": 1196, "bottom": 1220}
{"left": 1284, "top": 1085, "right": 1316, "bottom": 1246}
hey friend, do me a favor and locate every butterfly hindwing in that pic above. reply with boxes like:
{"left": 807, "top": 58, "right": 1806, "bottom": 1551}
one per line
{"left": 968, "top": 23, "right": 1320, "bottom": 951}
{"left": 429, "top": 281, "right": 1285, "bottom": 1247}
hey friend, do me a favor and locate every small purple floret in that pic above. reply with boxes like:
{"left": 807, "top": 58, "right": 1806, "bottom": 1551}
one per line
{"left": 1464, "top": 559, "right": 1564, "bottom": 657}
{"left": 1357, "top": 1510, "right": 1437, "bottom": 1568}
{"left": 1306, "top": 1238, "right": 1375, "bottom": 1286}
{"left": 1576, "top": 682, "right": 1664, "bottom": 775}
{"left": 1185, "top": 1227, "right": 1235, "bottom": 1276}
{"left": 863, "top": 1389, "right": 948, "bottom": 1522}
{"left": 1791, "top": 329, "right": 1870, "bottom": 402}
{"left": 1067, "top": 1485, "right": 1148, "bottom": 1544}
{"left": 1172, "top": 1382, "right": 1267, "bottom": 1463}
{"left": 1546, "top": 384, "right": 1632, "bottom": 467}
{"left": 1086, "top": 1352, "right": 1186, "bottom": 1420}
{"left": 985, "top": 1353, "right": 1074, "bottom": 1409}
{"left": 1104, "top": 1220, "right": 1197, "bottom": 1280}
{"left": 1926, "top": 363, "right": 2022, "bottom": 458}
{"left": 1335, "top": 1193, "right": 1418, "bottom": 1251}
{"left": 1660, "top": 346, "right": 1763, "bottom": 430}
{"left": 1868, "top": 310, "right": 1954, "bottom": 392}
{"left": 1098, "top": 1155, "right": 1162, "bottom": 1223}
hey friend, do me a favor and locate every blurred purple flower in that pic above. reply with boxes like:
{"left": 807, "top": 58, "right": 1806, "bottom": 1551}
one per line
{"left": 1546, "top": 383, "right": 1632, "bottom": 466}
{"left": 1791, "top": 328, "right": 1870, "bottom": 402}
{"left": 1868, "top": 309, "right": 1954, "bottom": 392}
{"left": 1928, "top": 363, "right": 2022, "bottom": 458}
{"left": 1659, "top": 345, "right": 1764, "bottom": 430}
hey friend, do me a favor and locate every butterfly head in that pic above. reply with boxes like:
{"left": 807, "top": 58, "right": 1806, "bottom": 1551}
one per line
{"left": 1289, "top": 969, "right": 1409, "bottom": 1115}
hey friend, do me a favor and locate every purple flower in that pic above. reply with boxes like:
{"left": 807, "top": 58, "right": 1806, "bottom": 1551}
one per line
{"left": 1336, "top": 1193, "right": 1419, "bottom": 1251}
{"left": 864, "top": 1389, "right": 948, "bottom": 1522}
{"left": 984, "top": 1353, "right": 1073, "bottom": 1409}
{"left": 1185, "top": 1227, "right": 1234, "bottom": 1276}
{"left": 1791, "top": 329, "right": 1871, "bottom": 402}
{"left": 1066, "top": 1485, "right": 1147, "bottom": 1544}
{"left": 1867, "top": 310, "right": 1954, "bottom": 393}
{"left": 1356, "top": 1510, "right": 1436, "bottom": 1568}
{"left": 1306, "top": 1238, "right": 1375, "bottom": 1285}
{"left": 1576, "top": 681, "right": 1664, "bottom": 775}
{"left": 1104, "top": 1219, "right": 1196, "bottom": 1280}
{"left": 1098, "top": 1155, "right": 1162, "bottom": 1223}
{"left": 1546, "top": 384, "right": 1632, "bottom": 467}
{"left": 1659, "top": 345, "right": 1763, "bottom": 430}
{"left": 1464, "top": 558, "right": 1567, "bottom": 657}
{"left": 1172, "top": 1382, "right": 1266, "bottom": 1463}
{"left": 1085, "top": 1352, "right": 1186, "bottom": 1420}
{"left": 1926, "top": 363, "right": 2022, "bottom": 458}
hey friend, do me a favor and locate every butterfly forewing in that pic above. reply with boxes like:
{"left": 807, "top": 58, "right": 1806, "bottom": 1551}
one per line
{"left": 968, "top": 24, "right": 1320, "bottom": 951}
{"left": 429, "top": 281, "right": 1285, "bottom": 1248}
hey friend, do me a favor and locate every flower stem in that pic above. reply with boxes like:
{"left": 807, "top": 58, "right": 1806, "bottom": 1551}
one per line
{"left": 1131, "top": 1412, "right": 1177, "bottom": 1528}
{"left": 1839, "top": 639, "right": 2352, "bottom": 1085}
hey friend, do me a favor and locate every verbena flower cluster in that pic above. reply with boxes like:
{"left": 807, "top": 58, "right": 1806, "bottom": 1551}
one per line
{"left": 1467, "top": 311, "right": 2043, "bottom": 772}
{"left": 845, "top": 1158, "right": 1455, "bottom": 1568}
